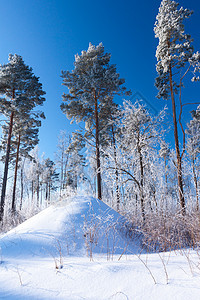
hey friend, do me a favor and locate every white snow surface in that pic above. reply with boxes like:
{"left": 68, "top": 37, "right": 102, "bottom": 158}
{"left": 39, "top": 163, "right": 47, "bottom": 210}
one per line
{"left": 0, "top": 195, "right": 200, "bottom": 299}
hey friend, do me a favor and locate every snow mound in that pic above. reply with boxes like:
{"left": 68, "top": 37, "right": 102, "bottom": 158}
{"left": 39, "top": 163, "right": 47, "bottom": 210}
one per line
{"left": 1, "top": 196, "right": 200, "bottom": 300}
{"left": 0, "top": 196, "right": 139, "bottom": 260}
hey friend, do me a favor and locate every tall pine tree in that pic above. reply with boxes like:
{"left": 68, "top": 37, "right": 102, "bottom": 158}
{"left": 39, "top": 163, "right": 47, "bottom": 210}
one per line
{"left": 61, "top": 43, "right": 129, "bottom": 200}
{"left": 154, "top": 0, "right": 200, "bottom": 214}
{"left": 0, "top": 54, "right": 45, "bottom": 221}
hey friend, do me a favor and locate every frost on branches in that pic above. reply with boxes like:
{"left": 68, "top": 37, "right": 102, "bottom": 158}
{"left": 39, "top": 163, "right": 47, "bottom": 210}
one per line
{"left": 154, "top": 0, "right": 200, "bottom": 215}
{"left": 61, "top": 43, "right": 129, "bottom": 200}
{"left": 154, "top": 0, "right": 200, "bottom": 99}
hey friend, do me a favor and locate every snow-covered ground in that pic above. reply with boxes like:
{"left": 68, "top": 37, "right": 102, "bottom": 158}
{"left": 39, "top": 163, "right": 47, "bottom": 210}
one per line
{"left": 0, "top": 196, "right": 200, "bottom": 299}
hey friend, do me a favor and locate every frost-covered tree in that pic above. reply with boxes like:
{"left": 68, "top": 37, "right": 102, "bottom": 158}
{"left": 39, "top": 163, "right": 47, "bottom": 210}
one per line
{"left": 55, "top": 131, "right": 71, "bottom": 194}
{"left": 64, "top": 131, "right": 86, "bottom": 191}
{"left": 0, "top": 54, "right": 45, "bottom": 220}
{"left": 22, "top": 149, "right": 59, "bottom": 208}
{"left": 23, "top": 146, "right": 41, "bottom": 207}
{"left": 159, "top": 141, "right": 170, "bottom": 186}
{"left": 186, "top": 106, "right": 200, "bottom": 210}
{"left": 103, "top": 101, "right": 165, "bottom": 220}
{"left": 61, "top": 43, "right": 129, "bottom": 200}
{"left": 154, "top": 0, "right": 200, "bottom": 214}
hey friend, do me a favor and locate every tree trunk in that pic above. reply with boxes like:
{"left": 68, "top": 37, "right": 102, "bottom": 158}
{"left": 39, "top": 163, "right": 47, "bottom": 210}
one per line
{"left": 12, "top": 134, "right": 21, "bottom": 212}
{"left": 94, "top": 90, "right": 102, "bottom": 200}
{"left": 111, "top": 124, "right": 120, "bottom": 211}
{"left": 136, "top": 129, "right": 145, "bottom": 222}
{"left": 169, "top": 64, "right": 186, "bottom": 215}
{"left": 40, "top": 184, "right": 43, "bottom": 206}
{"left": 48, "top": 182, "right": 51, "bottom": 204}
{"left": 60, "top": 151, "right": 64, "bottom": 196}
{"left": 139, "top": 149, "right": 145, "bottom": 222}
{"left": 46, "top": 182, "right": 48, "bottom": 201}
{"left": 0, "top": 107, "right": 14, "bottom": 221}
{"left": 31, "top": 181, "right": 34, "bottom": 203}
{"left": 20, "top": 167, "right": 23, "bottom": 211}
{"left": 37, "top": 172, "right": 39, "bottom": 207}
{"left": 192, "top": 159, "right": 199, "bottom": 211}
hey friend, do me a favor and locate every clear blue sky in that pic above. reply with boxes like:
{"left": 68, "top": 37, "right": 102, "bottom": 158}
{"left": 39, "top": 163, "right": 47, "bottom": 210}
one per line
{"left": 0, "top": 0, "right": 199, "bottom": 159}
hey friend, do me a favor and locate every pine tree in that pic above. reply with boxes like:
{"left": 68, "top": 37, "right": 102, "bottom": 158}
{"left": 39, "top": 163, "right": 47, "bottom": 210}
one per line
{"left": 61, "top": 43, "right": 129, "bottom": 200}
{"left": 0, "top": 54, "right": 45, "bottom": 221}
{"left": 12, "top": 113, "right": 44, "bottom": 211}
{"left": 154, "top": 0, "right": 200, "bottom": 214}
{"left": 0, "top": 110, "right": 45, "bottom": 211}
{"left": 43, "top": 158, "right": 59, "bottom": 204}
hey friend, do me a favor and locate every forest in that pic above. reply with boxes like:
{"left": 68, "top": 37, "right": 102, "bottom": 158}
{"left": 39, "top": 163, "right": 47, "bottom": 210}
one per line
{"left": 0, "top": 0, "right": 200, "bottom": 252}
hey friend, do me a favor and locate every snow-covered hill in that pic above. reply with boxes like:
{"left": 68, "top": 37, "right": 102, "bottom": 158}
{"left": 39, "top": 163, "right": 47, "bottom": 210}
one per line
{"left": 0, "top": 196, "right": 200, "bottom": 299}
{"left": 0, "top": 196, "right": 139, "bottom": 259}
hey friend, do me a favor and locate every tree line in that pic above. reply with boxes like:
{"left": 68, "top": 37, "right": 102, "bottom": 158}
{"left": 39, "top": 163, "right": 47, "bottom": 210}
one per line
{"left": 59, "top": 0, "right": 200, "bottom": 225}
{"left": 0, "top": 55, "right": 58, "bottom": 225}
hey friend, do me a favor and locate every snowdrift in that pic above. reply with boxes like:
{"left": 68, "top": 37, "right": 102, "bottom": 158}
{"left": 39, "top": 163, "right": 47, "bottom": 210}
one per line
{"left": 0, "top": 196, "right": 139, "bottom": 260}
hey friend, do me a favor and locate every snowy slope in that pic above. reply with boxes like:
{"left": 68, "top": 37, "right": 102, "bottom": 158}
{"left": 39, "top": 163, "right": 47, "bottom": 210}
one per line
{"left": 0, "top": 196, "right": 200, "bottom": 299}
{"left": 0, "top": 196, "right": 138, "bottom": 259}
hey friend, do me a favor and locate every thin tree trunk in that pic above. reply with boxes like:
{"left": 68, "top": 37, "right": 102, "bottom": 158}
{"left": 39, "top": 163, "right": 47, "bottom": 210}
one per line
{"left": 31, "top": 181, "right": 34, "bottom": 203}
{"left": 137, "top": 129, "right": 145, "bottom": 222}
{"left": 164, "top": 157, "right": 168, "bottom": 185}
{"left": 20, "top": 167, "right": 23, "bottom": 210}
{"left": 135, "top": 194, "right": 138, "bottom": 214}
{"left": 111, "top": 124, "right": 120, "bottom": 211}
{"left": 48, "top": 182, "right": 51, "bottom": 204}
{"left": 74, "top": 172, "right": 78, "bottom": 190}
{"left": 0, "top": 98, "right": 15, "bottom": 221}
{"left": 12, "top": 134, "right": 21, "bottom": 212}
{"left": 46, "top": 182, "right": 48, "bottom": 201}
{"left": 94, "top": 90, "right": 102, "bottom": 200}
{"left": 139, "top": 149, "right": 145, "bottom": 222}
{"left": 60, "top": 151, "right": 64, "bottom": 196}
{"left": 37, "top": 172, "right": 39, "bottom": 207}
{"left": 169, "top": 63, "right": 186, "bottom": 215}
{"left": 40, "top": 184, "right": 43, "bottom": 206}
{"left": 192, "top": 159, "right": 199, "bottom": 211}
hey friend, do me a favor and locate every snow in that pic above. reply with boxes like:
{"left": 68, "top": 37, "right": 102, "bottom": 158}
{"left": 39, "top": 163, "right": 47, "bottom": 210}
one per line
{"left": 0, "top": 195, "right": 200, "bottom": 299}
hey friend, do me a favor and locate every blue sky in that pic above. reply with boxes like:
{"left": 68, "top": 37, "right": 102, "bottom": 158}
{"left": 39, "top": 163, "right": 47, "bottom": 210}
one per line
{"left": 0, "top": 0, "right": 200, "bottom": 159}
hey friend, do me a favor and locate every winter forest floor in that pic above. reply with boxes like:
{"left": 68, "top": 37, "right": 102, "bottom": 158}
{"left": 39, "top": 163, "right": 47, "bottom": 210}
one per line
{"left": 0, "top": 196, "right": 200, "bottom": 299}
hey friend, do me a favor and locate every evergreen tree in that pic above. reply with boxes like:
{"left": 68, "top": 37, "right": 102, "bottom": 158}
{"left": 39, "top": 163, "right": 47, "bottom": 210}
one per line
{"left": 61, "top": 43, "right": 129, "bottom": 200}
{"left": 43, "top": 158, "right": 59, "bottom": 203}
{"left": 154, "top": 0, "right": 200, "bottom": 214}
{"left": 13, "top": 114, "right": 44, "bottom": 211}
{"left": 0, "top": 54, "right": 45, "bottom": 221}
{"left": 0, "top": 110, "right": 45, "bottom": 211}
